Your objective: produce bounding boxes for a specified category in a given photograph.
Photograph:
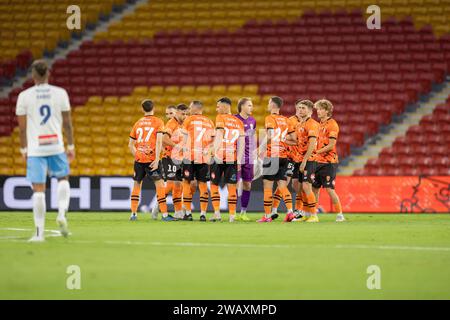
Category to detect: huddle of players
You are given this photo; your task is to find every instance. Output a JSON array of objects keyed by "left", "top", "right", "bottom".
[
  {"left": 128, "top": 96, "right": 344, "bottom": 223},
  {"left": 258, "top": 97, "right": 344, "bottom": 223}
]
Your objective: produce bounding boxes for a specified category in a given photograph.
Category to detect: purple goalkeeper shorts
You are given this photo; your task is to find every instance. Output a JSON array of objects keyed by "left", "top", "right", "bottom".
[{"left": 238, "top": 163, "right": 254, "bottom": 182}]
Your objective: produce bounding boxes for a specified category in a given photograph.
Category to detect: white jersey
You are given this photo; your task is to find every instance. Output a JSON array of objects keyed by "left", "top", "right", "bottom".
[{"left": 15, "top": 83, "right": 71, "bottom": 157}]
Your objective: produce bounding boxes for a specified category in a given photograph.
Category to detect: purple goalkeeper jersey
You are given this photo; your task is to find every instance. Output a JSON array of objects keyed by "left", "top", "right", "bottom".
[{"left": 234, "top": 114, "right": 256, "bottom": 164}]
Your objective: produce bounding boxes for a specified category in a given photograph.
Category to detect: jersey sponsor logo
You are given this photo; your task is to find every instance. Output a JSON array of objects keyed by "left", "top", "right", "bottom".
[{"left": 38, "top": 134, "right": 58, "bottom": 146}]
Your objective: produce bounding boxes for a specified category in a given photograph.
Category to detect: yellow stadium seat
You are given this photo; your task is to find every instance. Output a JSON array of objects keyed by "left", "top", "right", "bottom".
[
  {"left": 165, "top": 86, "right": 180, "bottom": 95},
  {"left": 0, "top": 167, "right": 12, "bottom": 175},
  {"left": 78, "top": 167, "right": 95, "bottom": 176},
  {"left": 112, "top": 126, "right": 131, "bottom": 144},
  {"left": 227, "top": 85, "right": 243, "bottom": 94},
  {"left": 211, "top": 85, "right": 227, "bottom": 94},
  {"left": 149, "top": 86, "right": 164, "bottom": 95},
  {"left": 77, "top": 146, "right": 92, "bottom": 155},
  {"left": 180, "top": 86, "right": 196, "bottom": 95},
  {"left": 93, "top": 147, "right": 109, "bottom": 156},
  {"left": 104, "top": 96, "right": 119, "bottom": 105},
  {"left": 76, "top": 136, "right": 92, "bottom": 146},
  {"left": 14, "top": 167, "right": 26, "bottom": 176},
  {"left": 0, "top": 156, "right": 13, "bottom": 166},
  {"left": 395, "top": 7, "right": 412, "bottom": 16},
  {"left": 109, "top": 147, "right": 124, "bottom": 157}
]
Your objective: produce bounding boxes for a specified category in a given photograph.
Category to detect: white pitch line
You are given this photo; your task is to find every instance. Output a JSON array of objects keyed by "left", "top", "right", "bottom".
[
  {"left": 0, "top": 227, "right": 62, "bottom": 239},
  {"left": 334, "top": 244, "right": 450, "bottom": 252},
  {"left": 1, "top": 229, "right": 450, "bottom": 252},
  {"left": 0, "top": 227, "right": 61, "bottom": 234},
  {"left": 100, "top": 241, "right": 450, "bottom": 252}
]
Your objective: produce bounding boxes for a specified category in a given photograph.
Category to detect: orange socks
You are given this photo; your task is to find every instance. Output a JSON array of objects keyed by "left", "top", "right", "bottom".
[
  {"left": 198, "top": 182, "right": 209, "bottom": 213},
  {"left": 198, "top": 181, "right": 209, "bottom": 213},
  {"left": 263, "top": 188, "right": 273, "bottom": 216},
  {"left": 173, "top": 183, "right": 183, "bottom": 213},
  {"left": 303, "top": 191, "right": 317, "bottom": 215},
  {"left": 227, "top": 184, "right": 237, "bottom": 216},
  {"left": 156, "top": 185, "right": 167, "bottom": 214},
  {"left": 183, "top": 180, "right": 192, "bottom": 213},
  {"left": 272, "top": 188, "right": 283, "bottom": 209},
  {"left": 130, "top": 183, "right": 141, "bottom": 213},
  {"left": 210, "top": 183, "right": 220, "bottom": 213},
  {"left": 279, "top": 186, "right": 293, "bottom": 211}
]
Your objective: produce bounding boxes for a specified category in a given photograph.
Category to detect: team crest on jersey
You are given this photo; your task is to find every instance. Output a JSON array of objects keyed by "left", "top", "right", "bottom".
[
  {"left": 184, "top": 170, "right": 190, "bottom": 177},
  {"left": 326, "top": 176, "right": 330, "bottom": 182},
  {"left": 211, "top": 172, "right": 216, "bottom": 179},
  {"left": 311, "top": 173, "right": 315, "bottom": 181}
]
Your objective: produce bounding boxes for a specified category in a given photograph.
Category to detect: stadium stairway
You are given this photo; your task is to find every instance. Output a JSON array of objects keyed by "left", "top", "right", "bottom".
[{"left": 340, "top": 75, "right": 450, "bottom": 176}]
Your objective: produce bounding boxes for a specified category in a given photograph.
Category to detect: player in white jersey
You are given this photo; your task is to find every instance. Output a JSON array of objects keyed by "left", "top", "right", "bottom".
[{"left": 15, "top": 60, "right": 75, "bottom": 242}]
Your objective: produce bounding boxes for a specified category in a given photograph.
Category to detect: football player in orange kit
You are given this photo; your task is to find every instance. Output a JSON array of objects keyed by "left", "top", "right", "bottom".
[
  {"left": 256, "top": 96, "right": 295, "bottom": 222},
  {"left": 128, "top": 100, "right": 174, "bottom": 221},
  {"left": 313, "top": 99, "right": 345, "bottom": 222},
  {"left": 210, "top": 97, "right": 245, "bottom": 222},
  {"left": 161, "top": 103, "right": 190, "bottom": 219},
  {"left": 271, "top": 101, "right": 306, "bottom": 220},
  {"left": 285, "top": 100, "right": 320, "bottom": 222},
  {"left": 181, "top": 100, "right": 215, "bottom": 221},
  {"left": 151, "top": 104, "right": 177, "bottom": 219}
]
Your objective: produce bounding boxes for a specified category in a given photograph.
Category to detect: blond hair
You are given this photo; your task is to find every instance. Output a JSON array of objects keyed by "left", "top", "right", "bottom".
[{"left": 314, "top": 99, "right": 333, "bottom": 116}]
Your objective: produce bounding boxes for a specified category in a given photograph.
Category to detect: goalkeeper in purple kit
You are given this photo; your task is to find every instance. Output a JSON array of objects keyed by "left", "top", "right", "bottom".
[{"left": 234, "top": 98, "right": 257, "bottom": 221}]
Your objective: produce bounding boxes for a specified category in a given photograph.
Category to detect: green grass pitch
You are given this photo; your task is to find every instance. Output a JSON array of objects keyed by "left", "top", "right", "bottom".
[{"left": 1, "top": 212, "right": 450, "bottom": 299}]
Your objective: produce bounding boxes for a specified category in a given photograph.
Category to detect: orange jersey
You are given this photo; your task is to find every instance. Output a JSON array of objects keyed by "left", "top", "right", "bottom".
[
  {"left": 265, "top": 114, "right": 294, "bottom": 158},
  {"left": 215, "top": 114, "right": 245, "bottom": 162},
  {"left": 296, "top": 117, "right": 319, "bottom": 162},
  {"left": 287, "top": 115, "right": 302, "bottom": 162},
  {"left": 316, "top": 117, "right": 339, "bottom": 163},
  {"left": 129, "top": 115, "right": 165, "bottom": 163},
  {"left": 182, "top": 114, "right": 215, "bottom": 163},
  {"left": 163, "top": 117, "right": 184, "bottom": 161}
]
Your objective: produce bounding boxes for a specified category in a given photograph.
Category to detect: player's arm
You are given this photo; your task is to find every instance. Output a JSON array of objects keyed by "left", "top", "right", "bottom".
[
  {"left": 15, "top": 93, "right": 27, "bottom": 159},
  {"left": 212, "top": 128, "right": 224, "bottom": 162},
  {"left": 162, "top": 132, "right": 176, "bottom": 148},
  {"left": 300, "top": 136, "right": 317, "bottom": 172},
  {"left": 128, "top": 138, "right": 136, "bottom": 157},
  {"left": 257, "top": 128, "right": 272, "bottom": 158},
  {"left": 150, "top": 132, "right": 163, "bottom": 171},
  {"left": 316, "top": 138, "right": 336, "bottom": 154},
  {"left": 17, "top": 115, "right": 27, "bottom": 160},
  {"left": 62, "top": 111, "right": 75, "bottom": 161},
  {"left": 284, "top": 131, "right": 297, "bottom": 145}
]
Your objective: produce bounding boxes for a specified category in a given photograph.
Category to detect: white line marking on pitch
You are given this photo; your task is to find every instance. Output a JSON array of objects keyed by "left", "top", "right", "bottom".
[
  {"left": 99, "top": 241, "right": 450, "bottom": 252},
  {"left": 1, "top": 229, "right": 450, "bottom": 252},
  {"left": 0, "top": 227, "right": 62, "bottom": 239}
]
